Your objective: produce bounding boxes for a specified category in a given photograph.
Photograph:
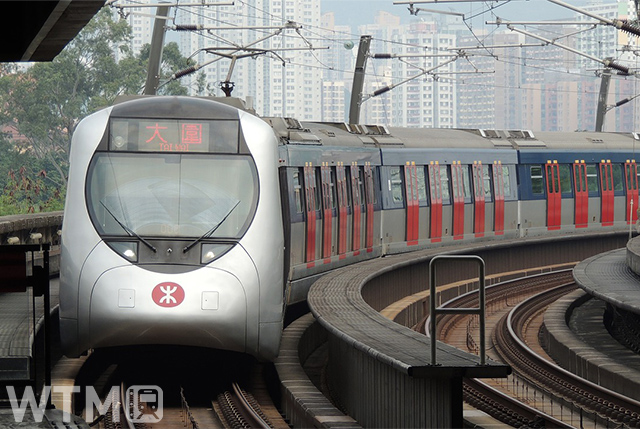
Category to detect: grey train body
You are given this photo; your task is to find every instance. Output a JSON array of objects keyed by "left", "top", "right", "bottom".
[{"left": 60, "top": 96, "right": 640, "bottom": 360}]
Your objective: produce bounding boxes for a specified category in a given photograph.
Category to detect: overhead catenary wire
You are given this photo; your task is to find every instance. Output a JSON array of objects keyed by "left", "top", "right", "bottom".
[
  {"left": 113, "top": 0, "right": 640, "bottom": 112},
  {"left": 548, "top": 0, "right": 640, "bottom": 37},
  {"left": 168, "top": 0, "right": 606, "bottom": 81},
  {"left": 506, "top": 24, "right": 631, "bottom": 75}
]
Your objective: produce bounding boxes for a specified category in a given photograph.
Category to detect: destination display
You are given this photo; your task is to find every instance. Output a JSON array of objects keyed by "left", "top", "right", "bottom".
[{"left": 109, "top": 118, "right": 238, "bottom": 153}]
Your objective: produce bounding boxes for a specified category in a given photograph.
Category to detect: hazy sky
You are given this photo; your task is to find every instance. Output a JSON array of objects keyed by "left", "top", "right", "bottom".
[{"left": 322, "top": 0, "right": 592, "bottom": 28}]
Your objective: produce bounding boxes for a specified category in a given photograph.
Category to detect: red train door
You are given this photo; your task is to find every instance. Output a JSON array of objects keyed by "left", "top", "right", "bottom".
[
  {"left": 404, "top": 162, "right": 419, "bottom": 246},
  {"left": 336, "top": 162, "right": 348, "bottom": 259},
  {"left": 364, "top": 162, "right": 375, "bottom": 252},
  {"left": 320, "top": 163, "right": 333, "bottom": 263},
  {"left": 303, "top": 162, "right": 317, "bottom": 266},
  {"left": 600, "top": 160, "right": 614, "bottom": 227},
  {"left": 350, "top": 163, "right": 362, "bottom": 255},
  {"left": 472, "top": 161, "right": 485, "bottom": 237},
  {"left": 545, "top": 160, "right": 561, "bottom": 230},
  {"left": 492, "top": 161, "right": 504, "bottom": 235},
  {"left": 573, "top": 161, "right": 588, "bottom": 228},
  {"left": 626, "top": 160, "right": 639, "bottom": 225},
  {"left": 451, "top": 161, "right": 465, "bottom": 240},
  {"left": 428, "top": 161, "right": 442, "bottom": 243}
]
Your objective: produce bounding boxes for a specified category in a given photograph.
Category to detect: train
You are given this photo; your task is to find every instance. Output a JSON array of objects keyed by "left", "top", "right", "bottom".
[{"left": 59, "top": 95, "right": 640, "bottom": 361}]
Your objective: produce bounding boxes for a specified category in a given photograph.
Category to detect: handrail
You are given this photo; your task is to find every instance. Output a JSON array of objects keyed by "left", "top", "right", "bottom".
[{"left": 429, "top": 254, "right": 486, "bottom": 366}]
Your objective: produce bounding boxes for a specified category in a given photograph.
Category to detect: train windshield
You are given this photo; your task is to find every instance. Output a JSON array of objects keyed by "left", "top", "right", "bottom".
[{"left": 86, "top": 153, "right": 257, "bottom": 239}]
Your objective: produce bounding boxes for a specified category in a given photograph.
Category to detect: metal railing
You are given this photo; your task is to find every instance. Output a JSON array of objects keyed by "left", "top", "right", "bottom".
[{"left": 429, "top": 254, "right": 486, "bottom": 366}]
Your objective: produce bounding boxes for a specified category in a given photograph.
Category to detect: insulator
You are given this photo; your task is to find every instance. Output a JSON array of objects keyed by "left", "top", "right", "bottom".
[
  {"left": 174, "top": 66, "right": 197, "bottom": 79},
  {"left": 608, "top": 62, "right": 630, "bottom": 74},
  {"left": 616, "top": 98, "right": 631, "bottom": 107},
  {"left": 620, "top": 20, "right": 640, "bottom": 37},
  {"left": 373, "top": 86, "right": 391, "bottom": 96},
  {"left": 174, "top": 24, "right": 202, "bottom": 31},
  {"left": 373, "top": 53, "right": 392, "bottom": 59}
]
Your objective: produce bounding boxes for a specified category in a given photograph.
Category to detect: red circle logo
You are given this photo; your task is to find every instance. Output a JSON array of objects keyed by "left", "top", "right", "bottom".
[{"left": 152, "top": 282, "right": 185, "bottom": 307}]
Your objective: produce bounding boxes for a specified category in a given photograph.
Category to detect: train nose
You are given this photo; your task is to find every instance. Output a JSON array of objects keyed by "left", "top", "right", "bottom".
[{"left": 82, "top": 266, "right": 250, "bottom": 353}]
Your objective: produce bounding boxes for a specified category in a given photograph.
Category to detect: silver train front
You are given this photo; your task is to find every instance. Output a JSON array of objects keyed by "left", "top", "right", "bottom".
[{"left": 59, "top": 97, "right": 285, "bottom": 361}]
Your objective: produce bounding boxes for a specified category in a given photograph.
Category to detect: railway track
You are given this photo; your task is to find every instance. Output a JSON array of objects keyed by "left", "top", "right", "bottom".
[
  {"left": 494, "top": 282, "right": 640, "bottom": 428},
  {"left": 66, "top": 347, "right": 288, "bottom": 429},
  {"left": 94, "top": 379, "right": 281, "bottom": 428},
  {"left": 436, "top": 268, "right": 640, "bottom": 428},
  {"left": 216, "top": 382, "right": 273, "bottom": 428}
]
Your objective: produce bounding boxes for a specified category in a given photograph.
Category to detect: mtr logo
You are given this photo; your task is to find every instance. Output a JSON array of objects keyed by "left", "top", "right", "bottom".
[{"left": 152, "top": 282, "right": 185, "bottom": 307}]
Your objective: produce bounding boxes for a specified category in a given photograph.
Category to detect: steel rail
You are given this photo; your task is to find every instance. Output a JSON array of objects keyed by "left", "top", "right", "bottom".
[{"left": 498, "top": 283, "right": 640, "bottom": 426}]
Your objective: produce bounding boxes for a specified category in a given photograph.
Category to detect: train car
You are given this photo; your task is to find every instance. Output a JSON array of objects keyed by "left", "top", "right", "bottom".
[
  {"left": 517, "top": 131, "right": 640, "bottom": 236},
  {"left": 60, "top": 96, "right": 284, "bottom": 360},
  {"left": 60, "top": 95, "right": 640, "bottom": 360},
  {"left": 275, "top": 125, "right": 640, "bottom": 304}
]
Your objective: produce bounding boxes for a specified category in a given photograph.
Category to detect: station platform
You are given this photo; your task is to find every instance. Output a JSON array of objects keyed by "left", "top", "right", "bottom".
[
  {"left": 565, "top": 236, "right": 640, "bottom": 399},
  {"left": 573, "top": 238, "right": 640, "bottom": 315},
  {"left": 0, "top": 408, "right": 87, "bottom": 429},
  {"left": 0, "top": 279, "right": 58, "bottom": 382}
]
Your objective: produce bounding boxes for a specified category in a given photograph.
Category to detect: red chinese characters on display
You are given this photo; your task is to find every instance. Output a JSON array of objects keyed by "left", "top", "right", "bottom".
[
  {"left": 144, "top": 122, "right": 204, "bottom": 152},
  {"left": 181, "top": 123, "right": 202, "bottom": 145},
  {"left": 145, "top": 123, "right": 168, "bottom": 144}
]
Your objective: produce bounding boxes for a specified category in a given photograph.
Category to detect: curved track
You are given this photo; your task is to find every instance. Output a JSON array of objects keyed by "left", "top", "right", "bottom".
[
  {"left": 59, "top": 347, "right": 287, "bottom": 429},
  {"left": 437, "top": 269, "right": 640, "bottom": 428},
  {"left": 494, "top": 282, "right": 640, "bottom": 428}
]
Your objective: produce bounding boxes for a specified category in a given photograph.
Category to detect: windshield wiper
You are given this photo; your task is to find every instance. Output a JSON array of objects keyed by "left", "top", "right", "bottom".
[
  {"left": 100, "top": 201, "right": 157, "bottom": 253},
  {"left": 183, "top": 200, "right": 241, "bottom": 253}
]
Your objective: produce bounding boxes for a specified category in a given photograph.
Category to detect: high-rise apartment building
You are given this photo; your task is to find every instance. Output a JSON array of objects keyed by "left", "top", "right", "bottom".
[
  {"left": 356, "top": 15, "right": 458, "bottom": 127},
  {"left": 117, "top": 0, "right": 639, "bottom": 131},
  {"left": 173, "top": 0, "right": 323, "bottom": 120},
  {"left": 116, "top": 3, "right": 154, "bottom": 58},
  {"left": 456, "top": 0, "right": 639, "bottom": 132}
]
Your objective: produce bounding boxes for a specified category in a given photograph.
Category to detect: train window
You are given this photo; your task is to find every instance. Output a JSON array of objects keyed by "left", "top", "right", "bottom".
[
  {"left": 389, "top": 167, "right": 404, "bottom": 204},
  {"left": 612, "top": 164, "right": 623, "bottom": 192},
  {"left": 482, "top": 165, "right": 492, "bottom": 201},
  {"left": 293, "top": 170, "right": 303, "bottom": 213},
  {"left": 430, "top": 166, "right": 441, "bottom": 201},
  {"left": 530, "top": 165, "right": 544, "bottom": 195},
  {"left": 559, "top": 165, "right": 572, "bottom": 196},
  {"left": 337, "top": 168, "right": 346, "bottom": 208},
  {"left": 88, "top": 153, "right": 256, "bottom": 239},
  {"left": 358, "top": 168, "right": 366, "bottom": 206},
  {"left": 575, "top": 164, "right": 587, "bottom": 193},
  {"left": 502, "top": 166, "right": 513, "bottom": 199},
  {"left": 330, "top": 169, "right": 337, "bottom": 209},
  {"left": 320, "top": 166, "right": 332, "bottom": 210},
  {"left": 625, "top": 163, "right": 637, "bottom": 191},
  {"left": 462, "top": 166, "right": 472, "bottom": 200},
  {"left": 451, "top": 165, "right": 461, "bottom": 200},
  {"left": 587, "top": 165, "right": 598, "bottom": 193},
  {"left": 345, "top": 169, "right": 353, "bottom": 208},
  {"left": 315, "top": 169, "right": 322, "bottom": 210},
  {"left": 440, "top": 167, "right": 451, "bottom": 204},
  {"left": 371, "top": 167, "right": 379, "bottom": 205},
  {"left": 451, "top": 163, "right": 470, "bottom": 202},
  {"left": 364, "top": 165, "right": 375, "bottom": 206},
  {"left": 417, "top": 167, "right": 428, "bottom": 204},
  {"left": 351, "top": 167, "right": 362, "bottom": 207}
]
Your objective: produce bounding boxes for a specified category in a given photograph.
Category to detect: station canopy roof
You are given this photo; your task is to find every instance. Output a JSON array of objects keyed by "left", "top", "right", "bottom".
[{"left": 5, "top": 1, "right": 104, "bottom": 62}]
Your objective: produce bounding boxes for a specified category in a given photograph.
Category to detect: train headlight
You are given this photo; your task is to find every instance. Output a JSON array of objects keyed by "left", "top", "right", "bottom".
[
  {"left": 201, "top": 243, "right": 233, "bottom": 264},
  {"left": 109, "top": 241, "right": 138, "bottom": 262},
  {"left": 113, "top": 135, "right": 126, "bottom": 149}
]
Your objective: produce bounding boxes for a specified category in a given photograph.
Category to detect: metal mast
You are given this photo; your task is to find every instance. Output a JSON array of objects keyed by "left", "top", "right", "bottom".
[
  {"left": 144, "top": 3, "right": 171, "bottom": 95},
  {"left": 349, "top": 35, "right": 372, "bottom": 125}
]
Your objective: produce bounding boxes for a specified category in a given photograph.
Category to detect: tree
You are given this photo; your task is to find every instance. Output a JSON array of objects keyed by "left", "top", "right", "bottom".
[
  {"left": 0, "top": 8, "right": 132, "bottom": 190},
  {"left": 0, "top": 6, "right": 195, "bottom": 215}
]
